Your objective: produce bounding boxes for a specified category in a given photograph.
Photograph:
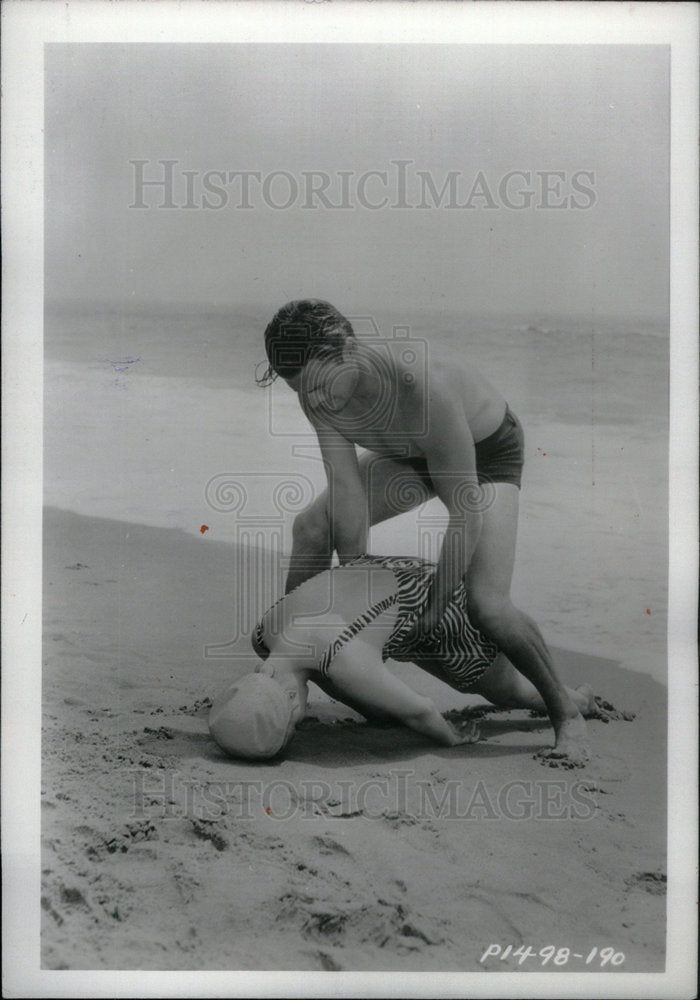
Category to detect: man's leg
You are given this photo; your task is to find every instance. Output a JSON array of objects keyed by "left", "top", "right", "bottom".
[
  {"left": 465, "top": 483, "right": 590, "bottom": 764},
  {"left": 471, "top": 653, "right": 595, "bottom": 716},
  {"left": 285, "top": 454, "right": 434, "bottom": 594}
]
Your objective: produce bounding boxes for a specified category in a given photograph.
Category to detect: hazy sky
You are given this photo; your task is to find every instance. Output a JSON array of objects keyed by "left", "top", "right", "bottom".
[{"left": 45, "top": 44, "right": 669, "bottom": 318}]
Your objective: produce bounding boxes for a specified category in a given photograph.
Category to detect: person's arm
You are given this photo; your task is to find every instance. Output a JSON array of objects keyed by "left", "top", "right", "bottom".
[
  {"left": 407, "top": 390, "right": 484, "bottom": 637},
  {"left": 285, "top": 419, "right": 368, "bottom": 592},
  {"left": 313, "top": 420, "right": 369, "bottom": 562},
  {"left": 310, "top": 673, "right": 396, "bottom": 724},
  {"left": 327, "top": 635, "right": 479, "bottom": 746}
]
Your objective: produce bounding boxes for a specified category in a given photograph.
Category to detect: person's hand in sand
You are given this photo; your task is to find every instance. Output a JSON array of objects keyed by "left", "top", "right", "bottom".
[
  {"left": 257, "top": 300, "right": 590, "bottom": 765},
  {"left": 447, "top": 717, "right": 481, "bottom": 746}
]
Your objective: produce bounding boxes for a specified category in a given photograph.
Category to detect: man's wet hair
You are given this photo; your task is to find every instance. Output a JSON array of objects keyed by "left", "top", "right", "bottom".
[{"left": 257, "top": 299, "right": 355, "bottom": 385}]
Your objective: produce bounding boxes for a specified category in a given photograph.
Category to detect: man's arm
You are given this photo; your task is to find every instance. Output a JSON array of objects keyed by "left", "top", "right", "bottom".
[
  {"left": 286, "top": 418, "right": 368, "bottom": 592},
  {"left": 314, "top": 421, "right": 369, "bottom": 562},
  {"left": 409, "top": 390, "right": 483, "bottom": 635}
]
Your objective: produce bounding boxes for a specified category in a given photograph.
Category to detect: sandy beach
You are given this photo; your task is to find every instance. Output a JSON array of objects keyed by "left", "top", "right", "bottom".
[
  {"left": 36, "top": 300, "right": 671, "bottom": 973},
  {"left": 41, "top": 504, "right": 666, "bottom": 972}
]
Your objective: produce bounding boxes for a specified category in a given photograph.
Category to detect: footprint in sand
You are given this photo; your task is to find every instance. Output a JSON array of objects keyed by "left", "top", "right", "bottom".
[
  {"left": 625, "top": 870, "right": 667, "bottom": 895},
  {"left": 41, "top": 895, "right": 64, "bottom": 926},
  {"left": 307, "top": 949, "right": 343, "bottom": 971},
  {"left": 83, "top": 819, "right": 159, "bottom": 861},
  {"left": 381, "top": 812, "right": 419, "bottom": 829},
  {"left": 59, "top": 886, "right": 89, "bottom": 908},
  {"left": 191, "top": 818, "right": 229, "bottom": 852},
  {"left": 311, "top": 834, "right": 352, "bottom": 857}
]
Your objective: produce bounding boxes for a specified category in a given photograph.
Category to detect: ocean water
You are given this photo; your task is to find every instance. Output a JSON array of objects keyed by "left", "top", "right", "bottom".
[
  {"left": 44, "top": 301, "right": 669, "bottom": 681},
  {"left": 45, "top": 299, "right": 668, "bottom": 396}
]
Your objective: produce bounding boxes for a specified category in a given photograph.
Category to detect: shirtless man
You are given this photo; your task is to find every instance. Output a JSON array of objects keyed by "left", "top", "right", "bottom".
[{"left": 258, "top": 299, "right": 589, "bottom": 765}]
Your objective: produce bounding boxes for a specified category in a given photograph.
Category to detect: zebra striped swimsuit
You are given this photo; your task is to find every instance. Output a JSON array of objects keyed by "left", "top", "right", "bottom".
[{"left": 252, "top": 554, "right": 499, "bottom": 693}]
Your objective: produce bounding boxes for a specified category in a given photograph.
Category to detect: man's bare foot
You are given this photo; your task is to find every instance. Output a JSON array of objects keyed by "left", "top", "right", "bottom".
[
  {"left": 535, "top": 713, "right": 590, "bottom": 769},
  {"left": 574, "top": 684, "right": 597, "bottom": 715},
  {"left": 568, "top": 686, "right": 636, "bottom": 723},
  {"left": 530, "top": 684, "right": 600, "bottom": 719},
  {"left": 586, "top": 693, "right": 636, "bottom": 723}
]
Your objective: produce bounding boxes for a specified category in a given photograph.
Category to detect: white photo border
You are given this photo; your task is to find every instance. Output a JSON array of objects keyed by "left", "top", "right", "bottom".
[{"left": 2, "top": 2, "right": 697, "bottom": 997}]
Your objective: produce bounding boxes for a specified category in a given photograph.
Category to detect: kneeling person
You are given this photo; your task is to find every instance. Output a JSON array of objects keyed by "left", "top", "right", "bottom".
[{"left": 209, "top": 556, "right": 593, "bottom": 761}]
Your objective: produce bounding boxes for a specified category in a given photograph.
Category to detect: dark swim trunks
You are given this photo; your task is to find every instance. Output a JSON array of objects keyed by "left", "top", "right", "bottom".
[
  {"left": 252, "top": 555, "right": 499, "bottom": 693},
  {"left": 404, "top": 404, "right": 525, "bottom": 490},
  {"left": 474, "top": 405, "right": 525, "bottom": 488}
]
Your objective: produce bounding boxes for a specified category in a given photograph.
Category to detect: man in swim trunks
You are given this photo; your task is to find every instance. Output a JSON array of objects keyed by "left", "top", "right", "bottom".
[{"left": 258, "top": 299, "right": 589, "bottom": 765}]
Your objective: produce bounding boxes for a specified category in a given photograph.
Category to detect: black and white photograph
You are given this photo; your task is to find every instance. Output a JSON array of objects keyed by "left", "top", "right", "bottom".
[{"left": 2, "top": 2, "right": 698, "bottom": 997}]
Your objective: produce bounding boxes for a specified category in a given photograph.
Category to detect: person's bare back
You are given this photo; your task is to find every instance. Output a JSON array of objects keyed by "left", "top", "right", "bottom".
[{"left": 293, "top": 336, "right": 507, "bottom": 460}]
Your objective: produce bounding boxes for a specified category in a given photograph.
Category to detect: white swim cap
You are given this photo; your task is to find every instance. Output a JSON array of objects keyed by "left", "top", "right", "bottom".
[{"left": 208, "top": 673, "right": 295, "bottom": 760}]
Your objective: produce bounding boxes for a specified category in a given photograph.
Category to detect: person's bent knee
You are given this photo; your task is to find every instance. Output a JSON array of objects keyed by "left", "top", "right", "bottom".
[
  {"left": 469, "top": 593, "right": 544, "bottom": 651},
  {"left": 467, "top": 590, "right": 511, "bottom": 637}
]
